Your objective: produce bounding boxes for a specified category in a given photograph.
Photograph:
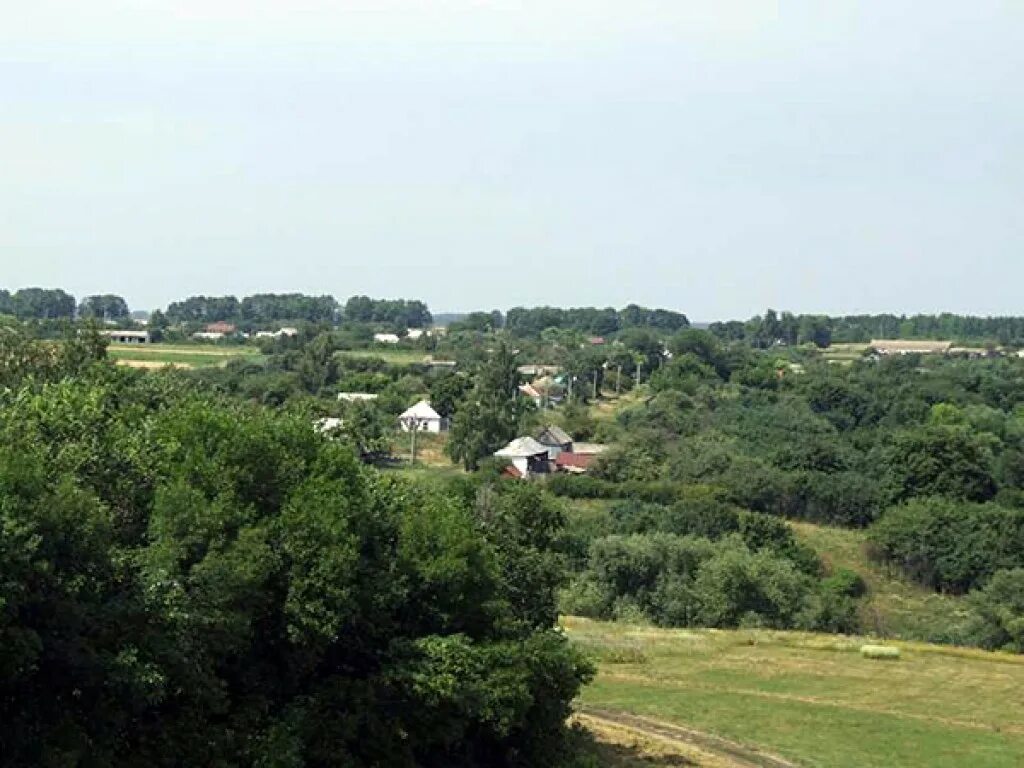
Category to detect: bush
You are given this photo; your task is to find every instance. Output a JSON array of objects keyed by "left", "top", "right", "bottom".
[{"left": 964, "top": 568, "right": 1024, "bottom": 652}]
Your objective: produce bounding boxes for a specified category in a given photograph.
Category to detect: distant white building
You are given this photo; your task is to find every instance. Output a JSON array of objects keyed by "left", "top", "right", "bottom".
[
  {"left": 870, "top": 339, "right": 952, "bottom": 355},
  {"left": 338, "top": 392, "right": 379, "bottom": 403},
  {"left": 374, "top": 333, "right": 401, "bottom": 344},
  {"left": 406, "top": 328, "right": 425, "bottom": 340},
  {"left": 193, "top": 332, "right": 225, "bottom": 341},
  {"left": 101, "top": 330, "right": 150, "bottom": 344},
  {"left": 256, "top": 327, "right": 299, "bottom": 339},
  {"left": 398, "top": 400, "right": 444, "bottom": 433}
]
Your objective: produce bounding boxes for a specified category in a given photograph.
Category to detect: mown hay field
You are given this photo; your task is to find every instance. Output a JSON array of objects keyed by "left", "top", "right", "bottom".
[{"left": 566, "top": 617, "right": 1024, "bottom": 768}]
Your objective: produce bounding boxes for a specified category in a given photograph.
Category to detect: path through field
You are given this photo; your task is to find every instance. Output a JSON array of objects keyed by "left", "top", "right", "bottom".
[{"left": 578, "top": 708, "right": 799, "bottom": 768}]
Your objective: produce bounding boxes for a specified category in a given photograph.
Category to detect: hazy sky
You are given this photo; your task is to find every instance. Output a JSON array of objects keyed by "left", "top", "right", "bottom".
[{"left": 2, "top": 1, "right": 1021, "bottom": 319}]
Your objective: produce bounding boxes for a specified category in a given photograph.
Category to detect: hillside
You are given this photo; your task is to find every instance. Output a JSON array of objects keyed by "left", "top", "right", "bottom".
[
  {"left": 788, "top": 521, "right": 970, "bottom": 642},
  {"left": 566, "top": 617, "right": 1024, "bottom": 768}
]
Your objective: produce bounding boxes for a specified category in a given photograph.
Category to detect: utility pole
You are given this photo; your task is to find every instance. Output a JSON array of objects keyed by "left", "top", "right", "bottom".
[
  {"left": 635, "top": 359, "right": 641, "bottom": 387},
  {"left": 592, "top": 370, "right": 598, "bottom": 400},
  {"left": 401, "top": 416, "right": 423, "bottom": 465},
  {"left": 616, "top": 364, "right": 622, "bottom": 395}
]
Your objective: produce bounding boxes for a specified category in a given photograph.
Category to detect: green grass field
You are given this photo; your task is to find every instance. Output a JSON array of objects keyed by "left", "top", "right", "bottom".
[
  {"left": 566, "top": 617, "right": 1024, "bottom": 768},
  {"left": 107, "top": 343, "right": 264, "bottom": 369},
  {"left": 819, "top": 343, "right": 869, "bottom": 363},
  {"left": 335, "top": 348, "right": 433, "bottom": 365}
]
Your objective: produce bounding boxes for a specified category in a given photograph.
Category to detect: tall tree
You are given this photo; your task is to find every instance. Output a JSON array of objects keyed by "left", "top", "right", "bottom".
[
  {"left": 446, "top": 343, "right": 525, "bottom": 470},
  {"left": 78, "top": 294, "right": 130, "bottom": 321}
]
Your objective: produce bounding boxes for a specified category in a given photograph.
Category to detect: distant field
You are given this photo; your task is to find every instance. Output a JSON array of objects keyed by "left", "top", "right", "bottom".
[
  {"left": 107, "top": 343, "right": 264, "bottom": 369},
  {"left": 820, "top": 343, "right": 869, "bottom": 363},
  {"left": 567, "top": 617, "right": 1024, "bottom": 768},
  {"left": 335, "top": 348, "right": 431, "bottom": 365}
]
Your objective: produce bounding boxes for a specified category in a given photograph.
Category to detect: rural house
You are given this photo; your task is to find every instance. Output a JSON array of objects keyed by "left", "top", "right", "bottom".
[
  {"left": 494, "top": 437, "right": 550, "bottom": 479},
  {"left": 536, "top": 425, "right": 573, "bottom": 459},
  {"left": 398, "top": 400, "right": 444, "bottom": 433}
]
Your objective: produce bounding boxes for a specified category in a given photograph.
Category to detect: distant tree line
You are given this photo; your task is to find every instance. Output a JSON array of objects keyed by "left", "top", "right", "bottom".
[
  {"left": 710, "top": 309, "right": 1024, "bottom": 348},
  {"left": 502, "top": 304, "right": 690, "bottom": 338},
  {"left": 0, "top": 288, "right": 77, "bottom": 320},
  {"left": 161, "top": 294, "right": 433, "bottom": 328}
]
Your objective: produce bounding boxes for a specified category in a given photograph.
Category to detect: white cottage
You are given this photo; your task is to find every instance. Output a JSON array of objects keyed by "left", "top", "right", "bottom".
[{"left": 399, "top": 400, "right": 444, "bottom": 433}]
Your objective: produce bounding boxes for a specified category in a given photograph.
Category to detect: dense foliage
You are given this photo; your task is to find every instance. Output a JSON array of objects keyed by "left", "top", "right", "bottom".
[{"left": 0, "top": 333, "right": 591, "bottom": 767}]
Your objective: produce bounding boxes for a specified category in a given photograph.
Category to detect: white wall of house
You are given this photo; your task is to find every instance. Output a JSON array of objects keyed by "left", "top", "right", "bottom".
[{"left": 400, "top": 417, "right": 443, "bottom": 433}]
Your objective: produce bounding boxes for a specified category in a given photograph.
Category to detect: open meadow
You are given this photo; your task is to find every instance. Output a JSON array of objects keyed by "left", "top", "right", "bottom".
[
  {"left": 566, "top": 617, "right": 1024, "bottom": 768},
  {"left": 107, "top": 343, "right": 264, "bottom": 369}
]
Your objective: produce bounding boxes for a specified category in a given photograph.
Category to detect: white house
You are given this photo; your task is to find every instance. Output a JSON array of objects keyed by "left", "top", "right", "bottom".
[
  {"left": 494, "top": 437, "right": 550, "bottom": 479},
  {"left": 256, "top": 327, "right": 299, "bottom": 339},
  {"left": 406, "top": 328, "right": 425, "bottom": 340},
  {"left": 193, "top": 332, "right": 225, "bottom": 341},
  {"left": 374, "top": 333, "right": 401, "bottom": 344},
  {"left": 399, "top": 400, "right": 444, "bottom": 433}
]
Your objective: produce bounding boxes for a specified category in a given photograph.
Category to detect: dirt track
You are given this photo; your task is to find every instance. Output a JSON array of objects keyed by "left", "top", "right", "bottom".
[{"left": 576, "top": 707, "right": 800, "bottom": 768}]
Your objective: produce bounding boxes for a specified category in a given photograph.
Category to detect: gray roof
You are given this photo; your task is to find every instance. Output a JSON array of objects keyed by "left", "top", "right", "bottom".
[
  {"left": 536, "top": 425, "right": 573, "bottom": 446},
  {"left": 494, "top": 436, "right": 549, "bottom": 459}
]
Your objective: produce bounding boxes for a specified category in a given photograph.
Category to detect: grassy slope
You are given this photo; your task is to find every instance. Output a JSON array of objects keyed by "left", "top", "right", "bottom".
[
  {"left": 789, "top": 522, "right": 969, "bottom": 641},
  {"left": 567, "top": 617, "right": 1024, "bottom": 768}
]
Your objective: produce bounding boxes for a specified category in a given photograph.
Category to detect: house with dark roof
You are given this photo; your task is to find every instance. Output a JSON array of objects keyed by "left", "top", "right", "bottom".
[{"left": 536, "top": 425, "right": 573, "bottom": 459}]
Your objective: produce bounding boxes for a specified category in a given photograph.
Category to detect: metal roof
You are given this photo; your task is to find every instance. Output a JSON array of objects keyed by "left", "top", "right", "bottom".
[{"left": 494, "top": 436, "right": 549, "bottom": 458}]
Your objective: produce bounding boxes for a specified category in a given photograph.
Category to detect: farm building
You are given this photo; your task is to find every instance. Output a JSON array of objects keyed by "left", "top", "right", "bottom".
[
  {"left": 374, "top": 333, "right": 401, "bottom": 344},
  {"left": 406, "top": 328, "right": 425, "bottom": 340},
  {"left": 337, "top": 392, "right": 379, "bottom": 403},
  {"left": 256, "top": 327, "right": 299, "bottom": 339},
  {"left": 205, "top": 322, "right": 237, "bottom": 335},
  {"left": 193, "top": 332, "right": 225, "bottom": 341},
  {"left": 101, "top": 330, "right": 150, "bottom": 344},
  {"left": 536, "top": 425, "right": 573, "bottom": 459},
  {"left": 398, "top": 400, "right": 444, "bottom": 433},
  {"left": 494, "top": 437, "right": 550, "bottom": 479},
  {"left": 517, "top": 364, "right": 561, "bottom": 377},
  {"left": 870, "top": 339, "right": 952, "bottom": 355}
]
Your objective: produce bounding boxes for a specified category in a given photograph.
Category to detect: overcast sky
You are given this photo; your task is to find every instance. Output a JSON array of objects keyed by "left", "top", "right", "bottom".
[{"left": 2, "top": 1, "right": 1021, "bottom": 319}]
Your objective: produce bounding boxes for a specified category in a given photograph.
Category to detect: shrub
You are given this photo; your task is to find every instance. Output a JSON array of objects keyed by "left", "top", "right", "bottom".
[{"left": 964, "top": 568, "right": 1024, "bottom": 652}]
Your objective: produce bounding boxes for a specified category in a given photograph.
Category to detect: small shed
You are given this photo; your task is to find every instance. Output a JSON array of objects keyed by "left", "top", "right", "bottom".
[
  {"left": 399, "top": 400, "right": 444, "bottom": 433},
  {"left": 494, "top": 436, "right": 550, "bottom": 479}
]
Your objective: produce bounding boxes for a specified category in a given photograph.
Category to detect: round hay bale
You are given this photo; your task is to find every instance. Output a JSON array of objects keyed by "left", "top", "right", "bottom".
[{"left": 860, "top": 644, "right": 901, "bottom": 660}]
